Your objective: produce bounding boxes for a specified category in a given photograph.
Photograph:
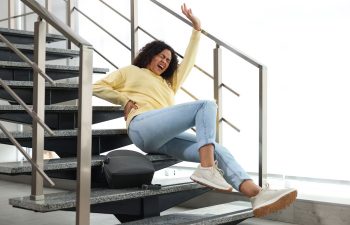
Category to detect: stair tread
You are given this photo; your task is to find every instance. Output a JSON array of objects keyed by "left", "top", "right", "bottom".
[
  {"left": 123, "top": 201, "right": 253, "bottom": 225},
  {"left": 0, "top": 27, "right": 66, "bottom": 44},
  {"left": 0, "top": 153, "right": 176, "bottom": 174},
  {"left": 9, "top": 182, "right": 208, "bottom": 212},
  {"left": 0, "top": 105, "right": 122, "bottom": 112},
  {"left": 0, "top": 128, "right": 127, "bottom": 139},
  {"left": 0, "top": 42, "right": 79, "bottom": 55},
  {"left": 0, "top": 80, "right": 78, "bottom": 88},
  {"left": 0, "top": 60, "right": 108, "bottom": 73}
]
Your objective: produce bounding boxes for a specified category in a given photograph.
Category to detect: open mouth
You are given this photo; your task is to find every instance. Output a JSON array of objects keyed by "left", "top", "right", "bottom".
[{"left": 158, "top": 64, "right": 165, "bottom": 70}]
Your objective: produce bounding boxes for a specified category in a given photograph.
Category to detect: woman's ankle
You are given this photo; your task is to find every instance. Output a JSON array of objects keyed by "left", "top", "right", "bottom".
[{"left": 239, "top": 180, "right": 261, "bottom": 198}]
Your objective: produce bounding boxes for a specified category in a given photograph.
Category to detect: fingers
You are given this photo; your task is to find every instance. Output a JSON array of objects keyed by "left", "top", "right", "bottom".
[
  {"left": 181, "top": 3, "right": 191, "bottom": 18},
  {"left": 124, "top": 100, "right": 138, "bottom": 121}
]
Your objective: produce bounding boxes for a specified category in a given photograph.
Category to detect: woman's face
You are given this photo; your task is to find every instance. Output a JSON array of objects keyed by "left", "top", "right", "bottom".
[{"left": 147, "top": 49, "right": 172, "bottom": 75}]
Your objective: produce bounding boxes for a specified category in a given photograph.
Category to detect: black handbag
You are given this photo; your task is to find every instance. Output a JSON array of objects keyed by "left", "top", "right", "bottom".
[{"left": 103, "top": 150, "right": 155, "bottom": 189}]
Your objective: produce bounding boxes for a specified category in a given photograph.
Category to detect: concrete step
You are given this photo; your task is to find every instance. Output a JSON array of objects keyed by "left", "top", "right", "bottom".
[
  {"left": 0, "top": 105, "right": 123, "bottom": 129},
  {"left": 0, "top": 80, "right": 78, "bottom": 104},
  {"left": 0, "top": 129, "right": 132, "bottom": 157},
  {"left": 123, "top": 201, "right": 253, "bottom": 225},
  {"left": 0, "top": 27, "right": 66, "bottom": 45},
  {"left": 0, "top": 61, "right": 108, "bottom": 81},
  {"left": 0, "top": 154, "right": 179, "bottom": 175},
  {"left": 9, "top": 182, "right": 210, "bottom": 215},
  {"left": 0, "top": 153, "right": 181, "bottom": 187},
  {"left": 0, "top": 42, "right": 79, "bottom": 61}
]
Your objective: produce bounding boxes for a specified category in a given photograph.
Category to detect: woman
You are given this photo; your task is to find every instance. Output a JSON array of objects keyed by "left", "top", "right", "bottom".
[{"left": 93, "top": 4, "right": 297, "bottom": 217}]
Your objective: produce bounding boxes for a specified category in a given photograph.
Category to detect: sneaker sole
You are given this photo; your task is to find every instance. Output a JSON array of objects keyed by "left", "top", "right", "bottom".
[
  {"left": 190, "top": 176, "right": 233, "bottom": 193},
  {"left": 253, "top": 190, "right": 297, "bottom": 217}
]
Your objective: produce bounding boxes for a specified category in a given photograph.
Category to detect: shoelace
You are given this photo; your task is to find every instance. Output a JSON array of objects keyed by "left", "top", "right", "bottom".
[
  {"left": 259, "top": 183, "right": 271, "bottom": 192},
  {"left": 213, "top": 161, "right": 225, "bottom": 177}
]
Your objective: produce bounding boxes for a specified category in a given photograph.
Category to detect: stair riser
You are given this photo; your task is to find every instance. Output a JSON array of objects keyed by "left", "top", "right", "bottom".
[
  {"left": 0, "top": 28, "right": 66, "bottom": 44},
  {"left": 0, "top": 68, "right": 79, "bottom": 81},
  {"left": 0, "top": 88, "right": 78, "bottom": 105},
  {"left": 0, "top": 67, "right": 108, "bottom": 81},
  {"left": 0, "top": 134, "right": 132, "bottom": 157},
  {"left": 0, "top": 35, "right": 65, "bottom": 45},
  {"left": 0, "top": 110, "right": 123, "bottom": 129},
  {"left": 0, "top": 48, "right": 78, "bottom": 61}
]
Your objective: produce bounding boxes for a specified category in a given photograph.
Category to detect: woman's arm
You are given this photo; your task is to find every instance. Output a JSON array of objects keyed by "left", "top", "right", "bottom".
[
  {"left": 171, "top": 4, "right": 202, "bottom": 93},
  {"left": 93, "top": 70, "right": 129, "bottom": 107},
  {"left": 181, "top": 3, "right": 201, "bottom": 31}
]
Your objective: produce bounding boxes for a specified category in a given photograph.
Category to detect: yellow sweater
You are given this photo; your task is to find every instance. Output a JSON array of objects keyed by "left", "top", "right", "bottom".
[{"left": 93, "top": 29, "right": 201, "bottom": 127}]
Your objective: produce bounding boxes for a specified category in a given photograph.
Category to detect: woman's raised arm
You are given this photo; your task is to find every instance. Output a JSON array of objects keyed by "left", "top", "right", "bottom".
[{"left": 181, "top": 3, "right": 201, "bottom": 31}]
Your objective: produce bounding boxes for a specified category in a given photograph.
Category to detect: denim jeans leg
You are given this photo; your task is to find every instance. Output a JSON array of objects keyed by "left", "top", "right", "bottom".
[
  {"left": 155, "top": 132, "right": 250, "bottom": 190},
  {"left": 127, "top": 100, "right": 251, "bottom": 190},
  {"left": 128, "top": 100, "right": 217, "bottom": 152}
]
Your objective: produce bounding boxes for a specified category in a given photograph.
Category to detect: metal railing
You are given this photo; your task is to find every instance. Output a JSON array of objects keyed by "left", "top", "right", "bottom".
[
  {"left": 2, "top": 0, "right": 267, "bottom": 224},
  {"left": 137, "top": 0, "right": 267, "bottom": 187},
  {"left": 2, "top": 0, "right": 93, "bottom": 224},
  {"left": 0, "top": 12, "right": 35, "bottom": 24},
  {"left": 72, "top": 0, "right": 267, "bottom": 186}
]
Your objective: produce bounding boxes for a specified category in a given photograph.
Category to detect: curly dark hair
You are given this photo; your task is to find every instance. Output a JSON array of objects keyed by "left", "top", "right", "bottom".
[{"left": 132, "top": 40, "right": 178, "bottom": 84}]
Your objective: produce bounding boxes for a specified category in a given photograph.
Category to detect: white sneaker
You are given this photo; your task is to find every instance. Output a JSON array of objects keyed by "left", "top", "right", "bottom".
[
  {"left": 190, "top": 161, "right": 233, "bottom": 192},
  {"left": 250, "top": 184, "right": 297, "bottom": 217}
]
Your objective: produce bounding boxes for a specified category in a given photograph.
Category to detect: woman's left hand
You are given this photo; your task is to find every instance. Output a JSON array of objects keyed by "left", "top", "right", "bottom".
[{"left": 181, "top": 3, "right": 201, "bottom": 31}]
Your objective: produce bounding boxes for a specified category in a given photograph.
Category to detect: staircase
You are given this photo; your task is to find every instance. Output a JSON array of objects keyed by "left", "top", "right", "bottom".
[{"left": 0, "top": 14, "right": 253, "bottom": 225}]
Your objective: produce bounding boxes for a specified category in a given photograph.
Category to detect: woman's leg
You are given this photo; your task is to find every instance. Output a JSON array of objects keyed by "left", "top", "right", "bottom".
[
  {"left": 128, "top": 100, "right": 297, "bottom": 217},
  {"left": 128, "top": 100, "right": 217, "bottom": 154},
  {"left": 128, "top": 100, "right": 232, "bottom": 191},
  {"left": 151, "top": 132, "right": 252, "bottom": 191}
]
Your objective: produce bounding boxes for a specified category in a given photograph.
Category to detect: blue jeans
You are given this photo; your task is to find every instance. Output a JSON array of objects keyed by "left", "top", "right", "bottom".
[{"left": 128, "top": 100, "right": 251, "bottom": 190}]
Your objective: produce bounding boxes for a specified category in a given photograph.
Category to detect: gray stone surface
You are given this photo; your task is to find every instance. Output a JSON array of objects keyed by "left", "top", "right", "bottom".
[
  {"left": 0, "top": 60, "right": 109, "bottom": 73},
  {"left": 9, "top": 182, "right": 208, "bottom": 212},
  {"left": 0, "top": 128, "right": 127, "bottom": 139},
  {"left": 0, "top": 104, "right": 122, "bottom": 112},
  {"left": 0, "top": 42, "right": 79, "bottom": 55},
  {"left": 1, "top": 179, "right": 291, "bottom": 225},
  {"left": 0, "top": 153, "right": 175, "bottom": 174},
  {"left": 0, "top": 80, "right": 79, "bottom": 87},
  {"left": 122, "top": 201, "right": 253, "bottom": 225},
  {"left": 0, "top": 27, "right": 65, "bottom": 45},
  {"left": 0, "top": 155, "right": 105, "bottom": 174}
]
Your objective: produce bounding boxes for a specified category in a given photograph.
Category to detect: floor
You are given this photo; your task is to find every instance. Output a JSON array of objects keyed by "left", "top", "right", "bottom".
[{"left": 0, "top": 179, "right": 298, "bottom": 225}]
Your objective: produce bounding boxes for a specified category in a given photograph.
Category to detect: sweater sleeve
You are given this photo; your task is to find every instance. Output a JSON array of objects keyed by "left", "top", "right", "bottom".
[
  {"left": 171, "top": 29, "right": 201, "bottom": 93},
  {"left": 92, "top": 69, "right": 130, "bottom": 107}
]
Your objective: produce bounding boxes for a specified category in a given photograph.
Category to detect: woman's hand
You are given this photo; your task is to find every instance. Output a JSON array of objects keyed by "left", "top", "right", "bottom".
[
  {"left": 124, "top": 100, "right": 138, "bottom": 121},
  {"left": 181, "top": 3, "right": 201, "bottom": 31}
]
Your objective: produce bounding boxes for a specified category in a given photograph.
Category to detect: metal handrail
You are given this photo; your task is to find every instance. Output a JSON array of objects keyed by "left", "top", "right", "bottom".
[
  {"left": 0, "top": 79, "right": 54, "bottom": 136},
  {"left": 21, "top": 0, "right": 91, "bottom": 47},
  {"left": 99, "top": 0, "right": 130, "bottom": 22},
  {"left": 0, "top": 122, "right": 54, "bottom": 186},
  {"left": 20, "top": 1, "right": 93, "bottom": 224},
  {"left": 76, "top": 0, "right": 242, "bottom": 132},
  {"left": 0, "top": 34, "right": 55, "bottom": 85},
  {"left": 72, "top": 7, "right": 130, "bottom": 51},
  {"left": 93, "top": 47, "right": 118, "bottom": 69},
  {"left": 0, "top": 11, "right": 35, "bottom": 23},
  {"left": 149, "top": 0, "right": 264, "bottom": 68},
  {"left": 148, "top": 0, "right": 267, "bottom": 186}
]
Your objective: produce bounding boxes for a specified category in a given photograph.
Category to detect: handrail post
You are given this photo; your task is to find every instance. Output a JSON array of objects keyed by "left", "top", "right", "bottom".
[
  {"left": 31, "top": 18, "right": 46, "bottom": 201},
  {"left": 214, "top": 44, "right": 223, "bottom": 144},
  {"left": 67, "top": 0, "right": 75, "bottom": 50},
  {"left": 259, "top": 66, "right": 267, "bottom": 187},
  {"left": 8, "top": 0, "right": 15, "bottom": 28},
  {"left": 45, "top": 0, "right": 52, "bottom": 33},
  {"left": 130, "top": 0, "right": 138, "bottom": 61},
  {"left": 76, "top": 45, "right": 93, "bottom": 225}
]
